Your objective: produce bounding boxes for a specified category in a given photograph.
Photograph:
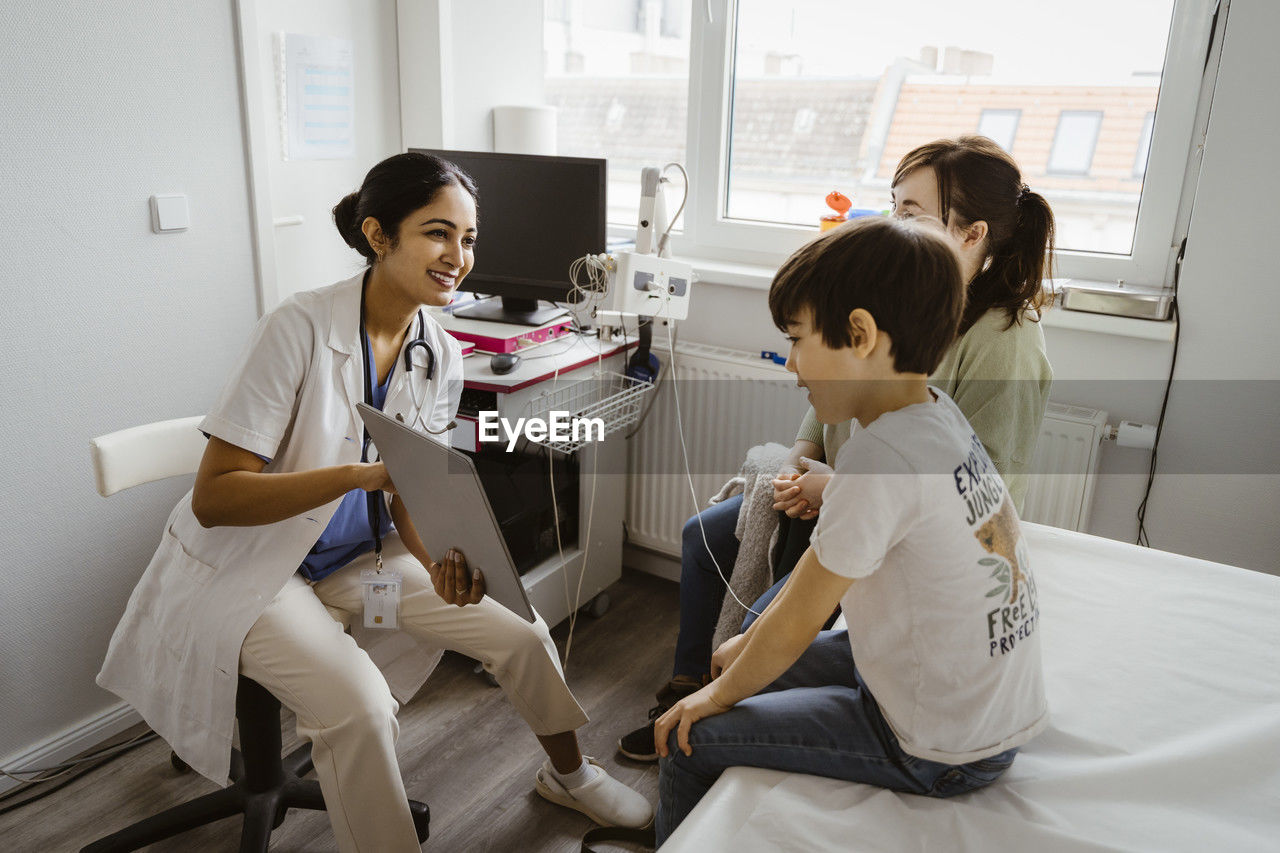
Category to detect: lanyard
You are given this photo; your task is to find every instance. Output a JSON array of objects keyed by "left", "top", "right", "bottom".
[
  {"left": 359, "top": 277, "right": 393, "bottom": 571},
  {"left": 359, "top": 275, "right": 432, "bottom": 570}
]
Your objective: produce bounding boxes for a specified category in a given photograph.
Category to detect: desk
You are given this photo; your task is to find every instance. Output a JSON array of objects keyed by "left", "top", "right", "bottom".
[{"left": 455, "top": 332, "right": 638, "bottom": 629}]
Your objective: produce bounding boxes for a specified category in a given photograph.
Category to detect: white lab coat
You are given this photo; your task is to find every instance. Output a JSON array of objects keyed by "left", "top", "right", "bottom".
[{"left": 96, "top": 272, "right": 464, "bottom": 785}]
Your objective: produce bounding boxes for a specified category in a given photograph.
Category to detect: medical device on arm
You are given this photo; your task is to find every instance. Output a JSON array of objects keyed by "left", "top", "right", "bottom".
[
  {"left": 550, "top": 165, "right": 703, "bottom": 668},
  {"left": 600, "top": 164, "right": 695, "bottom": 321},
  {"left": 602, "top": 166, "right": 761, "bottom": 616},
  {"left": 634, "top": 167, "right": 665, "bottom": 255}
]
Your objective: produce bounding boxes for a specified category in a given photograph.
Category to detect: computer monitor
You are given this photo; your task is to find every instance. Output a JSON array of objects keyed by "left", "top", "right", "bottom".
[{"left": 410, "top": 148, "right": 607, "bottom": 326}]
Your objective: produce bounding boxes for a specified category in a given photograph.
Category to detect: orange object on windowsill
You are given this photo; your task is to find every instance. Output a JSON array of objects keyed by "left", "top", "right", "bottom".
[{"left": 820, "top": 190, "right": 852, "bottom": 231}]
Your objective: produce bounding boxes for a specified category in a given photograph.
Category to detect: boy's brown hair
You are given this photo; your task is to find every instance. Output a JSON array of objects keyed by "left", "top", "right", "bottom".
[{"left": 768, "top": 216, "right": 966, "bottom": 375}]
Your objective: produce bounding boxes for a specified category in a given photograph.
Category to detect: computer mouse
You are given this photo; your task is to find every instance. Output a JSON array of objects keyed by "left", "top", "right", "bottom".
[{"left": 490, "top": 352, "right": 521, "bottom": 375}]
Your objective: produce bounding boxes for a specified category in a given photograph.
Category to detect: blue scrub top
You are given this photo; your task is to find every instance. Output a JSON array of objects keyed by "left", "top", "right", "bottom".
[{"left": 297, "top": 334, "right": 395, "bottom": 582}]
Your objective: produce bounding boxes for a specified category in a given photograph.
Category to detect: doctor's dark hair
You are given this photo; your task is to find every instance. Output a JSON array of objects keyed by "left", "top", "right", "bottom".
[
  {"left": 768, "top": 216, "right": 966, "bottom": 375},
  {"left": 893, "top": 135, "right": 1055, "bottom": 335},
  {"left": 333, "top": 152, "right": 479, "bottom": 264}
]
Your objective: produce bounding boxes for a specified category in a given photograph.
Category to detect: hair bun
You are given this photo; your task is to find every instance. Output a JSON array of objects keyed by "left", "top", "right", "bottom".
[{"left": 331, "top": 191, "right": 366, "bottom": 251}]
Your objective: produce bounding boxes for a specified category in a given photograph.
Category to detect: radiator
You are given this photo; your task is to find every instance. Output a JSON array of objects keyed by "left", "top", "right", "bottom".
[
  {"left": 626, "top": 342, "right": 1105, "bottom": 558},
  {"left": 1023, "top": 402, "right": 1108, "bottom": 531}
]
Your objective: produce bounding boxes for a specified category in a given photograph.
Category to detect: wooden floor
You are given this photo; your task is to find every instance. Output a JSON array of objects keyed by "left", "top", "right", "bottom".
[{"left": 1, "top": 569, "right": 679, "bottom": 853}]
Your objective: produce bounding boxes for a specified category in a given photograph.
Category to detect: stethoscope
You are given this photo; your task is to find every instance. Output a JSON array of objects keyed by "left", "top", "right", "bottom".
[
  {"left": 358, "top": 279, "right": 457, "bottom": 439},
  {"left": 359, "top": 277, "right": 457, "bottom": 567}
]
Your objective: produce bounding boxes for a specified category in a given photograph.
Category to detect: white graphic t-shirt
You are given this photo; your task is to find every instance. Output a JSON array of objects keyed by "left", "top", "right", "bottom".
[{"left": 812, "top": 389, "right": 1048, "bottom": 764}]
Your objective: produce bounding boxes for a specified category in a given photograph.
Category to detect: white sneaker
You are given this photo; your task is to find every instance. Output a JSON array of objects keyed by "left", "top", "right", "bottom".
[{"left": 534, "top": 757, "right": 654, "bottom": 828}]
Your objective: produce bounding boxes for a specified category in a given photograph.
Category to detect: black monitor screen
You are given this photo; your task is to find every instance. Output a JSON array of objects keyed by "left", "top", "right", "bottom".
[{"left": 411, "top": 148, "right": 606, "bottom": 307}]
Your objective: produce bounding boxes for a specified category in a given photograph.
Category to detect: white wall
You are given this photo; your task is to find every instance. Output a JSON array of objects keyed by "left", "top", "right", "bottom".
[
  {"left": 0, "top": 0, "right": 534, "bottom": 779},
  {"left": 448, "top": 2, "right": 546, "bottom": 151},
  {"left": 0, "top": 1, "right": 260, "bottom": 771},
  {"left": 1129, "top": 0, "right": 1280, "bottom": 572},
  {"left": 399, "top": 0, "right": 547, "bottom": 152},
  {"left": 0, "top": 0, "right": 410, "bottom": 786},
  {"left": 247, "top": 0, "right": 403, "bottom": 305}
]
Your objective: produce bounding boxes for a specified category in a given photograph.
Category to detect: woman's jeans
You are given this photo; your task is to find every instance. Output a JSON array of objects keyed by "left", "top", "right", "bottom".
[
  {"left": 656, "top": 630, "right": 1019, "bottom": 844},
  {"left": 673, "top": 495, "right": 824, "bottom": 677},
  {"left": 673, "top": 495, "right": 744, "bottom": 679}
]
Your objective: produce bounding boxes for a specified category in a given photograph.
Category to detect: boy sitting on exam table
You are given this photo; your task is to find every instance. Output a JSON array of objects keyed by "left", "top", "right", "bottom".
[{"left": 652, "top": 215, "right": 1048, "bottom": 844}]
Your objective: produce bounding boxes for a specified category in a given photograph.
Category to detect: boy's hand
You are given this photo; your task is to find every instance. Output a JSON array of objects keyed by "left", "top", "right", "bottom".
[
  {"left": 711, "top": 633, "right": 748, "bottom": 679},
  {"left": 655, "top": 685, "right": 734, "bottom": 758},
  {"left": 771, "top": 456, "right": 833, "bottom": 520}
]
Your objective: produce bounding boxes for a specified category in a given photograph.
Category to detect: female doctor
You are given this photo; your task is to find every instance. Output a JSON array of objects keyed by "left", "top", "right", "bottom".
[{"left": 97, "top": 152, "right": 652, "bottom": 852}]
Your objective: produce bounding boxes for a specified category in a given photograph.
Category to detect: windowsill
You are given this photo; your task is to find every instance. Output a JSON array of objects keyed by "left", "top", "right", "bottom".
[{"left": 689, "top": 257, "right": 1177, "bottom": 344}]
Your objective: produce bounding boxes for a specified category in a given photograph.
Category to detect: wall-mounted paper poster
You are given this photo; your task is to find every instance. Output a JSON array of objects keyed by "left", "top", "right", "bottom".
[{"left": 278, "top": 33, "right": 354, "bottom": 160}]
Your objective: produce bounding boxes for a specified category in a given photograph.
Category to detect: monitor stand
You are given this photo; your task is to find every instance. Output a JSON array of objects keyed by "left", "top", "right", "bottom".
[{"left": 452, "top": 295, "right": 569, "bottom": 327}]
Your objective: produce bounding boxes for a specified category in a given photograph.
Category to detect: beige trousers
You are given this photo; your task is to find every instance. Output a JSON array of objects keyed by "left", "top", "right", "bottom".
[{"left": 239, "top": 536, "right": 589, "bottom": 853}]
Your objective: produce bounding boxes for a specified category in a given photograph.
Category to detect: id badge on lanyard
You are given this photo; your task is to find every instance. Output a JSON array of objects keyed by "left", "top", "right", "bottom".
[
  {"left": 361, "top": 565, "right": 402, "bottom": 629},
  {"left": 359, "top": 274, "right": 402, "bottom": 630}
]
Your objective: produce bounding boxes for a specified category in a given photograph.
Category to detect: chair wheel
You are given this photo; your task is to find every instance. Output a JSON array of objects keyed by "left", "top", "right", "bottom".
[
  {"left": 170, "top": 751, "right": 190, "bottom": 773},
  {"left": 410, "top": 800, "right": 430, "bottom": 843},
  {"left": 584, "top": 592, "right": 610, "bottom": 618}
]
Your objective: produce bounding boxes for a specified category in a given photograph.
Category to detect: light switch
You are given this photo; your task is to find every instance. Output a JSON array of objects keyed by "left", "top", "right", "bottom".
[{"left": 150, "top": 194, "right": 190, "bottom": 232}]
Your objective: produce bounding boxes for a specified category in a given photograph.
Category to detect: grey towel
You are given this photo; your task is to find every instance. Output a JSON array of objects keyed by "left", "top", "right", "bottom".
[{"left": 711, "top": 442, "right": 791, "bottom": 651}]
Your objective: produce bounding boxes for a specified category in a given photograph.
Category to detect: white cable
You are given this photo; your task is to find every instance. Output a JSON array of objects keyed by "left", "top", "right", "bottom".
[
  {"left": 566, "top": 253, "right": 612, "bottom": 319},
  {"left": 656, "top": 162, "right": 689, "bottom": 258},
  {"left": 562, "top": 343, "right": 606, "bottom": 667},
  {"left": 545, "top": 334, "right": 610, "bottom": 670},
  {"left": 665, "top": 321, "right": 762, "bottom": 617},
  {"left": 548, "top": 361, "right": 569, "bottom": 663}
]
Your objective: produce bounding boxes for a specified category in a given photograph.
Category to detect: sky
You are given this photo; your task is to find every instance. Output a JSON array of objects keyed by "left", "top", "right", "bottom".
[{"left": 734, "top": 0, "right": 1178, "bottom": 82}]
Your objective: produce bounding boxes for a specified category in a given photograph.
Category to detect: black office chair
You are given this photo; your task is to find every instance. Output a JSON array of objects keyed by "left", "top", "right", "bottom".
[{"left": 83, "top": 418, "right": 429, "bottom": 852}]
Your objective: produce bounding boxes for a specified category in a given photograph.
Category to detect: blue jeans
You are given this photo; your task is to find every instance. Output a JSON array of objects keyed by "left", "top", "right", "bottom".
[
  {"left": 739, "top": 572, "right": 786, "bottom": 632},
  {"left": 742, "top": 566, "right": 843, "bottom": 637},
  {"left": 656, "top": 630, "right": 1019, "bottom": 844},
  {"left": 672, "top": 495, "right": 743, "bottom": 678},
  {"left": 674, "top": 498, "right": 829, "bottom": 676}
]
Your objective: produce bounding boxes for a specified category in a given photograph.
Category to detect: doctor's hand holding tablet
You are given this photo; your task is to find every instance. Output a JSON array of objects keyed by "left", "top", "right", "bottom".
[{"left": 426, "top": 547, "right": 486, "bottom": 607}]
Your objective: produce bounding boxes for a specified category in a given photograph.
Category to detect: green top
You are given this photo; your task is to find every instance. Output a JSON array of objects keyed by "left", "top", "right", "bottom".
[{"left": 794, "top": 308, "right": 1052, "bottom": 511}]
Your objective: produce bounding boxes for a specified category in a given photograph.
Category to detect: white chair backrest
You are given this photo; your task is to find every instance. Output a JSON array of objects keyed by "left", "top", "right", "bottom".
[{"left": 90, "top": 416, "right": 207, "bottom": 497}]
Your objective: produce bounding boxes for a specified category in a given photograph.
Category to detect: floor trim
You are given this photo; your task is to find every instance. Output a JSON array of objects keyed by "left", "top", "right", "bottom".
[{"left": 1, "top": 703, "right": 143, "bottom": 796}]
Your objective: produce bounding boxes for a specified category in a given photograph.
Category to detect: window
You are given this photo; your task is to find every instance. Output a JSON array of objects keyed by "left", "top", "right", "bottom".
[
  {"left": 547, "top": 0, "right": 1221, "bottom": 286},
  {"left": 1047, "top": 111, "right": 1104, "bottom": 176},
  {"left": 977, "top": 109, "right": 1021, "bottom": 153},
  {"left": 543, "top": 0, "right": 692, "bottom": 230}
]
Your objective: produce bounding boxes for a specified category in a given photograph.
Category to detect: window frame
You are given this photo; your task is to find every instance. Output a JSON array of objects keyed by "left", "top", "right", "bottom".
[
  {"left": 651, "top": 0, "right": 1221, "bottom": 288},
  {"left": 1134, "top": 110, "right": 1157, "bottom": 179}
]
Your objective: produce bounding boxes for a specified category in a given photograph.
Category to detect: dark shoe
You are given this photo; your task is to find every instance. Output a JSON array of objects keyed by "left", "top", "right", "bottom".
[
  {"left": 617, "top": 708, "right": 662, "bottom": 761},
  {"left": 617, "top": 676, "right": 706, "bottom": 762}
]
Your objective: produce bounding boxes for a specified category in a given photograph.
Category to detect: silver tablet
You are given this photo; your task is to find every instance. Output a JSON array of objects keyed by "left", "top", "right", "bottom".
[{"left": 357, "top": 402, "right": 535, "bottom": 623}]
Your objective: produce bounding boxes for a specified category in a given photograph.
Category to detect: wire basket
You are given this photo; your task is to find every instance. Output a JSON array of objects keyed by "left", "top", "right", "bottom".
[{"left": 526, "top": 371, "right": 654, "bottom": 454}]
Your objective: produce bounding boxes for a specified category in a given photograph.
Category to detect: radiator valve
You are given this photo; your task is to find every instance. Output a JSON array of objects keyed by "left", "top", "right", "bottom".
[{"left": 1104, "top": 420, "right": 1157, "bottom": 450}]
